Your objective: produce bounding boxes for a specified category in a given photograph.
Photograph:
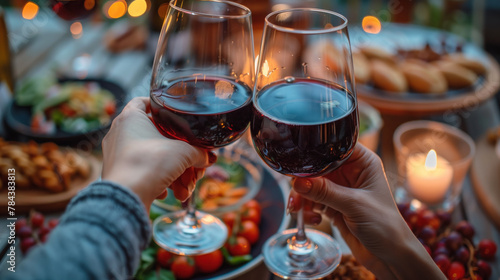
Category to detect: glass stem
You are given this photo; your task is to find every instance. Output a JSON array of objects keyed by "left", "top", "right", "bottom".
[
  {"left": 288, "top": 196, "right": 314, "bottom": 264},
  {"left": 180, "top": 187, "right": 202, "bottom": 236}
]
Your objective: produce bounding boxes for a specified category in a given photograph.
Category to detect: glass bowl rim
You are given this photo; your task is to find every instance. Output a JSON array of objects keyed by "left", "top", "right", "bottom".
[
  {"left": 393, "top": 120, "right": 476, "bottom": 166},
  {"left": 169, "top": 0, "right": 252, "bottom": 19},
  {"left": 265, "top": 7, "right": 348, "bottom": 35}
]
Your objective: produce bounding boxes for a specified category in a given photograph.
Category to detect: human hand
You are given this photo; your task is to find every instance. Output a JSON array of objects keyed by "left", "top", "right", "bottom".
[
  {"left": 289, "top": 144, "right": 445, "bottom": 280},
  {"left": 101, "top": 97, "right": 215, "bottom": 210}
]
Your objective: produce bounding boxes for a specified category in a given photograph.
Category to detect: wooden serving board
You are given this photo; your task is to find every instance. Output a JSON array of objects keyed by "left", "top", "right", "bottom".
[
  {"left": 0, "top": 155, "right": 102, "bottom": 214},
  {"left": 470, "top": 134, "right": 500, "bottom": 229}
]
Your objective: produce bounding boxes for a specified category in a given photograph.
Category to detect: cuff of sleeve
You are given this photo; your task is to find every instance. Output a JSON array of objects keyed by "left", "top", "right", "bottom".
[{"left": 62, "top": 180, "right": 152, "bottom": 250}]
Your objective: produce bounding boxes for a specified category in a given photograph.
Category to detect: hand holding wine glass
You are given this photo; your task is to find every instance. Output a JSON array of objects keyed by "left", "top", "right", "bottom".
[
  {"left": 251, "top": 8, "right": 358, "bottom": 279},
  {"left": 149, "top": 0, "right": 255, "bottom": 255},
  {"left": 288, "top": 144, "right": 446, "bottom": 280}
]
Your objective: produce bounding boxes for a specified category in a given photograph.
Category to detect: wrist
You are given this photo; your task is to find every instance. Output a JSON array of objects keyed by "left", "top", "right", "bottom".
[
  {"left": 102, "top": 168, "right": 155, "bottom": 210},
  {"left": 384, "top": 227, "right": 445, "bottom": 280}
]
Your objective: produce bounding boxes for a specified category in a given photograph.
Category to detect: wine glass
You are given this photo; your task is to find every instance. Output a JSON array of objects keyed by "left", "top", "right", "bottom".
[
  {"left": 149, "top": 0, "right": 255, "bottom": 255},
  {"left": 251, "top": 8, "right": 358, "bottom": 279}
]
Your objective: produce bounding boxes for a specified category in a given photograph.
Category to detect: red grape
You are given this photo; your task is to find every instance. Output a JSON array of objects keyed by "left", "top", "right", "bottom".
[
  {"left": 38, "top": 226, "right": 51, "bottom": 237},
  {"left": 455, "top": 221, "right": 475, "bottom": 240},
  {"left": 18, "top": 226, "right": 33, "bottom": 239},
  {"left": 447, "top": 261, "right": 465, "bottom": 280},
  {"left": 21, "top": 237, "right": 36, "bottom": 254},
  {"left": 433, "top": 254, "right": 450, "bottom": 274},
  {"left": 397, "top": 202, "right": 410, "bottom": 214},
  {"left": 476, "top": 260, "right": 492, "bottom": 279},
  {"left": 435, "top": 210, "right": 452, "bottom": 227},
  {"left": 30, "top": 212, "right": 44, "bottom": 229},
  {"left": 418, "top": 210, "right": 437, "bottom": 229},
  {"left": 48, "top": 219, "right": 59, "bottom": 229},
  {"left": 433, "top": 246, "right": 450, "bottom": 258},
  {"left": 40, "top": 234, "right": 49, "bottom": 243},
  {"left": 445, "top": 231, "right": 463, "bottom": 252},
  {"left": 455, "top": 246, "right": 470, "bottom": 264},
  {"left": 418, "top": 226, "right": 436, "bottom": 245},
  {"left": 423, "top": 245, "right": 432, "bottom": 255},
  {"left": 15, "top": 218, "right": 27, "bottom": 233},
  {"left": 477, "top": 239, "right": 497, "bottom": 260},
  {"left": 403, "top": 209, "right": 419, "bottom": 230}
]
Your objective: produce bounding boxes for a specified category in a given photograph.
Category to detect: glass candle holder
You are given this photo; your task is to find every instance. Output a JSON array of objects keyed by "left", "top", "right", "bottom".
[{"left": 393, "top": 121, "right": 475, "bottom": 212}]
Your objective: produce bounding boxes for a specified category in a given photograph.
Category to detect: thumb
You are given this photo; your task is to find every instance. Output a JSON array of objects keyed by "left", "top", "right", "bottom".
[{"left": 292, "top": 177, "right": 359, "bottom": 213}]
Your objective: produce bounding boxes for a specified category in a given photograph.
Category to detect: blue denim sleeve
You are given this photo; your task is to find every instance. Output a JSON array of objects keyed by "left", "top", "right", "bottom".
[{"left": 2, "top": 180, "right": 152, "bottom": 280}]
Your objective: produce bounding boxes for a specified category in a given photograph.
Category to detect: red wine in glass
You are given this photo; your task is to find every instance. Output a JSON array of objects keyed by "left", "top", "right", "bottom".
[
  {"left": 151, "top": 76, "right": 253, "bottom": 149},
  {"left": 251, "top": 78, "right": 358, "bottom": 177},
  {"left": 50, "top": 0, "right": 96, "bottom": 21}
]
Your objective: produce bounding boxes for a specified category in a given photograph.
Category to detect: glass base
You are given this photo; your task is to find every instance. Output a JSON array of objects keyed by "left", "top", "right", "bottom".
[
  {"left": 153, "top": 210, "right": 228, "bottom": 255},
  {"left": 263, "top": 228, "right": 341, "bottom": 280}
]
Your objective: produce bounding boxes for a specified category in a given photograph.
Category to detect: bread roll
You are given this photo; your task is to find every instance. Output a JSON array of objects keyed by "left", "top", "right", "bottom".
[
  {"left": 442, "top": 53, "right": 486, "bottom": 75},
  {"left": 370, "top": 59, "right": 408, "bottom": 93},
  {"left": 400, "top": 60, "right": 447, "bottom": 94},
  {"left": 352, "top": 52, "right": 371, "bottom": 84},
  {"left": 360, "top": 46, "right": 395, "bottom": 64},
  {"left": 433, "top": 60, "right": 477, "bottom": 88}
]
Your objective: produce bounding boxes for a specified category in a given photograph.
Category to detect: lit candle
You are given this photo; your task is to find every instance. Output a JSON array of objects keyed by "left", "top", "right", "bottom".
[{"left": 406, "top": 149, "right": 453, "bottom": 204}]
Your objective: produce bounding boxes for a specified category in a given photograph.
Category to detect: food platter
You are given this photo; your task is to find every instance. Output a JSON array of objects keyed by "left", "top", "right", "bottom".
[
  {"left": 3, "top": 77, "right": 126, "bottom": 146},
  {"left": 350, "top": 24, "right": 500, "bottom": 115},
  {"left": 0, "top": 150, "right": 101, "bottom": 213}
]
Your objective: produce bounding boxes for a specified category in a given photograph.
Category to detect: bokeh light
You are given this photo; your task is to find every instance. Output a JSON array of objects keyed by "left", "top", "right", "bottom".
[
  {"left": 362, "top": 16, "right": 382, "bottom": 34},
  {"left": 128, "top": 0, "right": 147, "bottom": 17},
  {"left": 104, "top": 0, "right": 127, "bottom": 19},
  {"left": 70, "top": 21, "right": 83, "bottom": 39},
  {"left": 22, "top": 2, "right": 39, "bottom": 20}
]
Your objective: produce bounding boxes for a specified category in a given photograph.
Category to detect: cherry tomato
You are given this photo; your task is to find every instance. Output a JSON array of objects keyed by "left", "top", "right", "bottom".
[
  {"left": 227, "top": 236, "right": 251, "bottom": 256},
  {"left": 241, "top": 208, "right": 260, "bottom": 225},
  {"left": 59, "top": 104, "right": 76, "bottom": 117},
  {"left": 156, "top": 248, "right": 173, "bottom": 268},
  {"left": 243, "top": 200, "right": 261, "bottom": 215},
  {"left": 237, "top": 220, "right": 259, "bottom": 245},
  {"left": 194, "top": 250, "right": 224, "bottom": 274},
  {"left": 105, "top": 101, "right": 116, "bottom": 116},
  {"left": 222, "top": 212, "right": 237, "bottom": 230},
  {"left": 171, "top": 256, "right": 195, "bottom": 279}
]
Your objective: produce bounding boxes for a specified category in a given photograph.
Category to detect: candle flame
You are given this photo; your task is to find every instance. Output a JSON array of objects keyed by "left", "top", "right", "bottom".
[
  {"left": 425, "top": 149, "right": 437, "bottom": 171},
  {"left": 362, "top": 16, "right": 381, "bottom": 34}
]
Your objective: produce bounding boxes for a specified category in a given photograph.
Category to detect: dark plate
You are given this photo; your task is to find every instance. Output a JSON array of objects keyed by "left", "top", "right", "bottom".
[{"left": 3, "top": 78, "right": 126, "bottom": 146}]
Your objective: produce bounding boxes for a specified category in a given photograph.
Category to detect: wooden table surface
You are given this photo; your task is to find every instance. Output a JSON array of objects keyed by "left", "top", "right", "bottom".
[{"left": 1, "top": 9, "right": 499, "bottom": 280}]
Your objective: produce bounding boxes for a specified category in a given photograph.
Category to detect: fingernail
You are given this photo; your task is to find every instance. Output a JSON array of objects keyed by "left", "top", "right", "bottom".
[
  {"left": 208, "top": 151, "right": 217, "bottom": 164},
  {"left": 294, "top": 179, "right": 313, "bottom": 194},
  {"left": 311, "top": 215, "right": 321, "bottom": 226},
  {"left": 286, "top": 196, "right": 295, "bottom": 215}
]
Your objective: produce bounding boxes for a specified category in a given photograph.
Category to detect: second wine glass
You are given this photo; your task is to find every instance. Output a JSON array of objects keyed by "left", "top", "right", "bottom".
[
  {"left": 251, "top": 8, "right": 359, "bottom": 279},
  {"left": 149, "top": 0, "right": 255, "bottom": 255}
]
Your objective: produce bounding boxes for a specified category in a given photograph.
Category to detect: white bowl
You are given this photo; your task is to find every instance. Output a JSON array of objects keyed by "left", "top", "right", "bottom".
[{"left": 358, "top": 100, "right": 383, "bottom": 152}]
